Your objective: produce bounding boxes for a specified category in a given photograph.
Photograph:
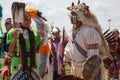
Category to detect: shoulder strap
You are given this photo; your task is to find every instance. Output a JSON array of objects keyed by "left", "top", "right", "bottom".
[{"left": 74, "top": 40, "right": 87, "bottom": 58}]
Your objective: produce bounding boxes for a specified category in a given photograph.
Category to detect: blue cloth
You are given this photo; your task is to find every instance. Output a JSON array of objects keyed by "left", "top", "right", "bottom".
[
  {"left": 0, "top": 4, "right": 3, "bottom": 20},
  {"left": 5, "top": 44, "right": 10, "bottom": 52},
  {"left": 11, "top": 67, "right": 40, "bottom": 80},
  {"left": 39, "top": 54, "right": 47, "bottom": 78},
  {"left": 74, "top": 40, "right": 87, "bottom": 58}
]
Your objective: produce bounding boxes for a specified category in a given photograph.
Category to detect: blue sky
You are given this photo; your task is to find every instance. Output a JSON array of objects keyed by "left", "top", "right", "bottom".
[{"left": 0, "top": 0, "right": 120, "bottom": 33}]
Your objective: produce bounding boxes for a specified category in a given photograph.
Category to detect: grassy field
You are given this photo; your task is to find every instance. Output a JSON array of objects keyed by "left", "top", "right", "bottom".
[{"left": 65, "top": 64, "right": 71, "bottom": 75}]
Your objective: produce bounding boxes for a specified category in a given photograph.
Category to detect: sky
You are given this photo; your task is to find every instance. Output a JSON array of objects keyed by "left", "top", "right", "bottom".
[{"left": 0, "top": 0, "right": 120, "bottom": 34}]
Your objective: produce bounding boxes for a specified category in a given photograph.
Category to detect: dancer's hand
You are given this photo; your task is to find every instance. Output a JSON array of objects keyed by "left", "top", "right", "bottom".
[{"left": 13, "top": 28, "right": 21, "bottom": 39}]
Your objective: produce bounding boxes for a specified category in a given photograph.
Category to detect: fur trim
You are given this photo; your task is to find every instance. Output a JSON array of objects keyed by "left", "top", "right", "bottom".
[{"left": 82, "top": 55, "right": 101, "bottom": 80}]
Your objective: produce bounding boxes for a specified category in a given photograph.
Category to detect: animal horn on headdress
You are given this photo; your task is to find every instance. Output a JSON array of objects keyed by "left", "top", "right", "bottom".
[
  {"left": 82, "top": 2, "right": 86, "bottom": 6},
  {"left": 85, "top": 5, "right": 89, "bottom": 11},
  {"left": 78, "top": 0, "right": 80, "bottom": 4},
  {"left": 72, "top": 2, "right": 74, "bottom": 7},
  {"left": 67, "top": 2, "right": 74, "bottom": 10}
]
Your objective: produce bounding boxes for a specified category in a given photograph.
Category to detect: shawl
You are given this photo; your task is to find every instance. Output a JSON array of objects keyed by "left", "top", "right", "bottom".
[{"left": 19, "top": 27, "right": 35, "bottom": 71}]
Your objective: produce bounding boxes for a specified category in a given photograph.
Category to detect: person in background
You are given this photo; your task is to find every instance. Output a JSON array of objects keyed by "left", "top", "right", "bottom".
[
  {"left": 0, "top": 4, "right": 3, "bottom": 58},
  {"left": 108, "top": 29, "right": 120, "bottom": 79},
  {"left": 113, "top": 29, "right": 120, "bottom": 79},
  {"left": 113, "top": 29, "right": 120, "bottom": 57},
  {"left": 49, "top": 27, "right": 68, "bottom": 80},
  {"left": 4, "top": 18, "right": 13, "bottom": 52}
]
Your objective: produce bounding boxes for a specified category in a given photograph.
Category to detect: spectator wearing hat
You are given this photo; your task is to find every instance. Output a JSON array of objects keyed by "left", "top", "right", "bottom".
[{"left": 5, "top": 18, "right": 13, "bottom": 32}]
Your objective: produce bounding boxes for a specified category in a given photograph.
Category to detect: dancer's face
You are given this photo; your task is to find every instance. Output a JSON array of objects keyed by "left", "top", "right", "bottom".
[
  {"left": 22, "top": 13, "right": 31, "bottom": 27},
  {"left": 70, "top": 11, "right": 82, "bottom": 29},
  {"left": 70, "top": 11, "right": 77, "bottom": 25}
]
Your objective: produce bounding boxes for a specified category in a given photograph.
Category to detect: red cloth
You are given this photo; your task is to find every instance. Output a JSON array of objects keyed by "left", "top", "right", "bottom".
[{"left": 3, "top": 69, "right": 10, "bottom": 76}]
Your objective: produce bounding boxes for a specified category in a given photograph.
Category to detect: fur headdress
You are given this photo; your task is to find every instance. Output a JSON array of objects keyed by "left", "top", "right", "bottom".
[
  {"left": 67, "top": 0, "right": 113, "bottom": 60},
  {"left": 67, "top": 1, "right": 101, "bottom": 30}
]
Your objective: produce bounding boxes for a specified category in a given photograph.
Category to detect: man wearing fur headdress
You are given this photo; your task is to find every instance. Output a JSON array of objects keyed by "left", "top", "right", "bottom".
[{"left": 66, "top": 0, "right": 113, "bottom": 80}]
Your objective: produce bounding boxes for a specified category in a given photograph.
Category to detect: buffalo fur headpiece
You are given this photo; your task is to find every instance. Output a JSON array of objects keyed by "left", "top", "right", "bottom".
[
  {"left": 67, "top": 0, "right": 101, "bottom": 30},
  {"left": 67, "top": 0, "right": 113, "bottom": 60}
]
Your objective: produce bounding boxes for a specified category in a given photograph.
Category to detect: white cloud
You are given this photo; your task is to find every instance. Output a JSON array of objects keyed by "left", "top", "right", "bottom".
[
  {"left": 94, "top": 2, "right": 107, "bottom": 9},
  {"left": 44, "top": 7, "right": 65, "bottom": 17},
  {"left": 0, "top": 0, "right": 120, "bottom": 33}
]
